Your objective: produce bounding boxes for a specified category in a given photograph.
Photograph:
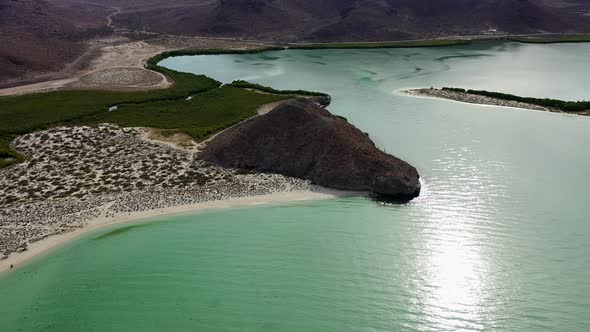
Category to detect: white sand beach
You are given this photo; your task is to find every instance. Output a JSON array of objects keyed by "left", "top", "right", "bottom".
[
  {"left": 0, "top": 188, "right": 357, "bottom": 275},
  {"left": 0, "top": 124, "right": 367, "bottom": 274},
  {"left": 398, "top": 88, "right": 588, "bottom": 117}
]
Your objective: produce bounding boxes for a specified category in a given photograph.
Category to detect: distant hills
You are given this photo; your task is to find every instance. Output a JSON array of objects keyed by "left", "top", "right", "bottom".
[
  {"left": 0, "top": 0, "right": 109, "bottom": 84},
  {"left": 111, "top": 0, "right": 590, "bottom": 41},
  {"left": 1, "top": 0, "right": 590, "bottom": 85}
]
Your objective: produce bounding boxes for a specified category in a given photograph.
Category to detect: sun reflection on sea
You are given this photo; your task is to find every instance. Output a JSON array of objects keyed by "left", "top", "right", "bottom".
[
  {"left": 409, "top": 144, "right": 505, "bottom": 331},
  {"left": 422, "top": 229, "right": 488, "bottom": 331}
]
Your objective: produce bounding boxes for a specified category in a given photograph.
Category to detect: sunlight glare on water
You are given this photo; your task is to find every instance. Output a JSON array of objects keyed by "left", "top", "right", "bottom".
[{"left": 1, "top": 42, "right": 590, "bottom": 331}]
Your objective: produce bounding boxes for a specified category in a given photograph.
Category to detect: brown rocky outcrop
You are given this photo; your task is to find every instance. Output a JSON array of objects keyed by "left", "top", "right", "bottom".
[{"left": 200, "top": 99, "right": 421, "bottom": 200}]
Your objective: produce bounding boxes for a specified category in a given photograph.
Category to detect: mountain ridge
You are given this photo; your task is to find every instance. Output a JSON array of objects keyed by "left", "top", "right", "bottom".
[
  {"left": 1, "top": 0, "right": 590, "bottom": 84},
  {"left": 110, "top": 0, "right": 590, "bottom": 41}
]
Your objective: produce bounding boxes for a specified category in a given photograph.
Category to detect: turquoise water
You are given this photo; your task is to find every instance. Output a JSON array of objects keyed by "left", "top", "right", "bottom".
[{"left": 2, "top": 42, "right": 590, "bottom": 331}]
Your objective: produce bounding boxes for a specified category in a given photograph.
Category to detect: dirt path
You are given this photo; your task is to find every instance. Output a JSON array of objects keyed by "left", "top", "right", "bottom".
[
  {"left": 0, "top": 38, "right": 166, "bottom": 96},
  {"left": 0, "top": 0, "right": 272, "bottom": 97},
  {"left": 256, "top": 100, "right": 294, "bottom": 115},
  {"left": 106, "top": 7, "right": 121, "bottom": 28},
  {"left": 0, "top": 35, "right": 270, "bottom": 96}
]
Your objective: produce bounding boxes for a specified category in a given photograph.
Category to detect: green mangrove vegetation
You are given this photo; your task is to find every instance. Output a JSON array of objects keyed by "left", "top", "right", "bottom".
[
  {"left": 510, "top": 35, "right": 590, "bottom": 44},
  {"left": 0, "top": 50, "right": 306, "bottom": 169},
  {"left": 288, "top": 40, "right": 472, "bottom": 50},
  {"left": 227, "top": 80, "right": 328, "bottom": 97},
  {"left": 441, "top": 87, "right": 590, "bottom": 112},
  {"left": 146, "top": 40, "right": 476, "bottom": 70},
  {"left": 145, "top": 47, "right": 285, "bottom": 69}
]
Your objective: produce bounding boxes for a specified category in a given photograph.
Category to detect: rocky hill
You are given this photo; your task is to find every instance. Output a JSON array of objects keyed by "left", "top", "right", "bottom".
[{"left": 200, "top": 99, "right": 421, "bottom": 200}]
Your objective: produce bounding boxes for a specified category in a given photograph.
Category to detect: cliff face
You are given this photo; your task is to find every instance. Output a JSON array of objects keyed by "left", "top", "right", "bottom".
[{"left": 199, "top": 99, "right": 421, "bottom": 200}]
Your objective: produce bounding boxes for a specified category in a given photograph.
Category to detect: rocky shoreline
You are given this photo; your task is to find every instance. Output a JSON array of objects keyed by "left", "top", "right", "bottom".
[{"left": 402, "top": 88, "right": 590, "bottom": 116}]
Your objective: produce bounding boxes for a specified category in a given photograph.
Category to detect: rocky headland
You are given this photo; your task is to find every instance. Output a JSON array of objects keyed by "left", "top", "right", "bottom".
[
  {"left": 0, "top": 97, "right": 421, "bottom": 268},
  {"left": 200, "top": 99, "right": 421, "bottom": 199}
]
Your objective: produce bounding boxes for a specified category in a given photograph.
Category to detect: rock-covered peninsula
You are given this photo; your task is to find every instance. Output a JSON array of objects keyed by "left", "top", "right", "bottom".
[
  {"left": 200, "top": 99, "right": 421, "bottom": 200},
  {"left": 403, "top": 88, "right": 590, "bottom": 116}
]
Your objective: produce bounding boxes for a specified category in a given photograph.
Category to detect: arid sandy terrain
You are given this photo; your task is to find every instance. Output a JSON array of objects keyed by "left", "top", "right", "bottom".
[
  {"left": 0, "top": 124, "right": 349, "bottom": 271},
  {"left": 0, "top": 35, "right": 269, "bottom": 96}
]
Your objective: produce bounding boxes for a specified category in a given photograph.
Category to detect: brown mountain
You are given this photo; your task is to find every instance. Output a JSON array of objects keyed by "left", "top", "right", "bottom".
[
  {"left": 2, "top": 0, "right": 590, "bottom": 85},
  {"left": 309, "top": 0, "right": 588, "bottom": 41},
  {"left": 111, "top": 0, "right": 590, "bottom": 41}
]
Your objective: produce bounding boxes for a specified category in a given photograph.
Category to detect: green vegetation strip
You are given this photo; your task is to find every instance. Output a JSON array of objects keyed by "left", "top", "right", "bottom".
[
  {"left": 227, "top": 80, "right": 327, "bottom": 97},
  {"left": 146, "top": 47, "right": 285, "bottom": 68},
  {"left": 0, "top": 50, "right": 308, "bottom": 169},
  {"left": 146, "top": 40, "right": 471, "bottom": 64},
  {"left": 510, "top": 36, "right": 590, "bottom": 44},
  {"left": 288, "top": 40, "right": 471, "bottom": 49},
  {"left": 442, "top": 87, "right": 590, "bottom": 112}
]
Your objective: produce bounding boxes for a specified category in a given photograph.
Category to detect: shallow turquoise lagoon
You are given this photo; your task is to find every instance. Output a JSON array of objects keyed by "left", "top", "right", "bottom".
[{"left": 2, "top": 42, "right": 590, "bottom": 331}]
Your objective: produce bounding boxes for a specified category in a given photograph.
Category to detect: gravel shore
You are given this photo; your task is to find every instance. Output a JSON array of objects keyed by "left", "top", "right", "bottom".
[{"left": 400, "top": 88, "right": 589, "bottom": 115}]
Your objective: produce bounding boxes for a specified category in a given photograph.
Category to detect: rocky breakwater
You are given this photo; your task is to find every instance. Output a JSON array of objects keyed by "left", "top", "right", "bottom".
[{"left": 200, "top": 99, "right": 421, "bottom": 200}]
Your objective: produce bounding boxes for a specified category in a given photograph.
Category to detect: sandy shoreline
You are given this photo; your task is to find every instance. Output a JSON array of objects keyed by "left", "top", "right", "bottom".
[
  {"left": 0, "top": 124, "right": 355, "bottom": 272},
  {"left": 398, "top": 88, "right": 590, "bottom": 117},
  {"left": 398, "top": 88, "right": 549, "bottom": 112},
  {"left": 0, "top": 188, "right": 357, "bottom": 275}
]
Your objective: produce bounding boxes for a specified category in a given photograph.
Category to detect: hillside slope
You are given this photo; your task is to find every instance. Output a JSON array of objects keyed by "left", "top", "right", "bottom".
[
  {"left": 2, "top": 0, "right": 590, "bottom": 85},
  {"left": 111, "top": 0, "right": 590, "bottom": 41},
  {"left": 0, "top": 0, "right": 109, "bottom": 84},
  {"left": 200, "top": 98, "right": 421, "bottom": 199}
]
